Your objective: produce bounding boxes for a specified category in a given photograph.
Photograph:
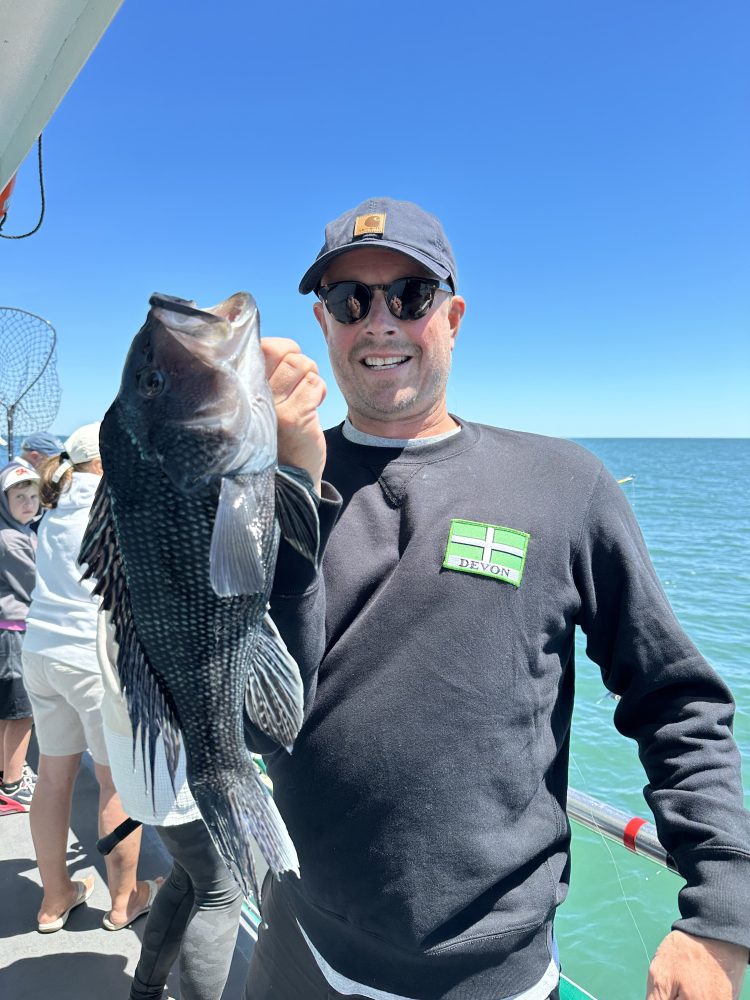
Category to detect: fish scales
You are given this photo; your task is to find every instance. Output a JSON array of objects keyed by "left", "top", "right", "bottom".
[{"left": 80, "top": 292, "right": 318, "bottom": 902}]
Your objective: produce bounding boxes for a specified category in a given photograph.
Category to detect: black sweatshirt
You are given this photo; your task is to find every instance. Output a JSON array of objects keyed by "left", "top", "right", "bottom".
[{"left": 256, "top": 420, "right": 750, "bottom": 1000}]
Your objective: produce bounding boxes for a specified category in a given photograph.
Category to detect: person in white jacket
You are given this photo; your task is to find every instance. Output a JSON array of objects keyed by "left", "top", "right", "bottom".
[{"left": 23, "top": 422, "right": 158, "bottom": 933}]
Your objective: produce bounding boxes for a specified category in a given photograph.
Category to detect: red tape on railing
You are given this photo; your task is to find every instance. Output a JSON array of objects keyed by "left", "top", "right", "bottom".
[{"left": 622, "top": 816, "right": 647, "bottom": 853}]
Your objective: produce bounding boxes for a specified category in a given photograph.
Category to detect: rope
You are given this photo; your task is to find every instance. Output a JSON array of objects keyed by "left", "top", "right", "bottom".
[{"left": 0, "top": 135, "right": 46, "bottom": 239}]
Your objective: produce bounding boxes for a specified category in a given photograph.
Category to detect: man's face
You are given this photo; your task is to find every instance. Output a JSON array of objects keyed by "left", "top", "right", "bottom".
[
  {"left": 313, "top": 248, "right": 465, "bottom": 436},
  {"left": 6, "top": 483, "right": 40, "bottom": 524}
]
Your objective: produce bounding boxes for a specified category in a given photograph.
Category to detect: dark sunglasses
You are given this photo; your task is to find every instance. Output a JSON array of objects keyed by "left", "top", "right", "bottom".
[{"left": 317, "top": 277, "right": 452, "bottom": 325}]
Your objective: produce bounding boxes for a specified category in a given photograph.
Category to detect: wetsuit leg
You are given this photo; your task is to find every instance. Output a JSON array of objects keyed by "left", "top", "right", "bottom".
[
  {"left": 129, "top": 818, "right": 242, "bottom": 1000},
  {"left": 171, "top": 820, "right": 242, "bottom": 999}
]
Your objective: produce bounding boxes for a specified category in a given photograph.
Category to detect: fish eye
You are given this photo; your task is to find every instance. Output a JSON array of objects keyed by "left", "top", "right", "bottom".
[{"left": 138, "top": 367, "right": 166, "bottom": 398}]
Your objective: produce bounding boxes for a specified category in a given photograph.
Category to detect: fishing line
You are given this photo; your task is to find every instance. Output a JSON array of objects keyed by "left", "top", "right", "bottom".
[{"left": 570, "top": 753, "right": 652, "bottom": 963}]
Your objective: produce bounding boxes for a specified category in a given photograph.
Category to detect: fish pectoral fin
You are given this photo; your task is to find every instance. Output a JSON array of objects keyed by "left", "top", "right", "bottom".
[
  {"left": 246, "top": 613, "right": 304, "bottom": 750},
  {"left": 274, "top": 465, "right": 320, "bottom": 564},
  {"left": 209, "top": 477, "right": 266, "bottom": 597}
]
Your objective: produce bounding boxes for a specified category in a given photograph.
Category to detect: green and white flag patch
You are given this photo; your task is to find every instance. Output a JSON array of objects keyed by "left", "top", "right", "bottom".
[{"left": 443, "top": 519, "right": 530, "bottom": 587}]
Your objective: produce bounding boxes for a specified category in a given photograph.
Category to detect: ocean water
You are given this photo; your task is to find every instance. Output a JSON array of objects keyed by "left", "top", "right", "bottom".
[{"left": 557, "top": 439, "right": 750, "bottom": 999}]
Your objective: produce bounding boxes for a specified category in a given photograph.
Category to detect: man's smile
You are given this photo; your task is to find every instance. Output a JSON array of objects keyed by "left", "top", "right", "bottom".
[{"left": 361, "top": 355, "right": 411, "bottom": 370}]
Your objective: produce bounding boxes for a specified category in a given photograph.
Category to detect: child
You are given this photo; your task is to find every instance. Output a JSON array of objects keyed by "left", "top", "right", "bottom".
[{"left": 0, "top": 463, "right": 41, "bottom": 813}]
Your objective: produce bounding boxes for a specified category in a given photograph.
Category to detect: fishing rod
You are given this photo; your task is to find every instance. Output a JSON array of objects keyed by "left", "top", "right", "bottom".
[{"left": 567, "top": 787, "right": 676, "bottom": 872}]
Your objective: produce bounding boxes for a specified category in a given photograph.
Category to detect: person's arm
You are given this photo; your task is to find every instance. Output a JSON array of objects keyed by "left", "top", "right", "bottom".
[
  {"left": 646, "top": 930, "right": 747, "bottom": 999},
  {"left": 0, "top": 533, "right": 36, "bottom": 610},
  {"left": 572, "top": 467, "right": 750, "bottom": 999},
  {"left": 244, "top": 338, "right": 340, "bottom": 756}
]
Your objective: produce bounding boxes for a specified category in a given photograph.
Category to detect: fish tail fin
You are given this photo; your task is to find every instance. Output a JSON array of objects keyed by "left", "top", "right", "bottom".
[{"left": 192, "top": 762, "right": 299, "bottom": 903}]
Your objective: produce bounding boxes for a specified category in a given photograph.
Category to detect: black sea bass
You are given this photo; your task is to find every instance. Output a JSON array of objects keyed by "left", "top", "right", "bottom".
[{"left": 80, "top": 292, "right": 319, "bottom": 900}]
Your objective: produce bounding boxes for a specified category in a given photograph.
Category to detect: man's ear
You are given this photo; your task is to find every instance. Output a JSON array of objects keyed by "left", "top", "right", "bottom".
[
  {"left": 447, "top": 295, "right": 465, "bottom": 349},
  {"left": 313, "top": 300, "right": 329, "bottom": 342}
]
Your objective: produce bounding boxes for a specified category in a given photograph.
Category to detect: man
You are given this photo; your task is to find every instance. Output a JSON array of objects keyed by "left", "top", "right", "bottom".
[
  {"left": 16, "top": 431, "right": 64, "bottom": 471},
  {"left": 243, "top": 198, "right": 750, "bottom": 1000}
]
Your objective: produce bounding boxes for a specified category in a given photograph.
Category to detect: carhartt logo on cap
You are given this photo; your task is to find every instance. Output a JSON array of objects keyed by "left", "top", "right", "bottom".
[
  {"left": 443, "top": 519, "right": 530, "bottom": 587},
  {"left": 353, "top": 213, "right": 386, "bottom": 237}
]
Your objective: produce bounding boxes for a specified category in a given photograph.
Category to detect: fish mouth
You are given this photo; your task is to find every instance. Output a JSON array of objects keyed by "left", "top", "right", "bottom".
[
  {"left": 147, "top": 291, "right": 268, "bottom": 482},
  {"left": 149, "top": 292, "right": 258, "bottom": 365}
]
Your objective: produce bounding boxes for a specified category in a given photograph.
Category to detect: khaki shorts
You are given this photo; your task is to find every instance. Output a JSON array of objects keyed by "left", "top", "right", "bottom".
[{"left": 22, "top": 650, "right": 109, "bottom": 765}]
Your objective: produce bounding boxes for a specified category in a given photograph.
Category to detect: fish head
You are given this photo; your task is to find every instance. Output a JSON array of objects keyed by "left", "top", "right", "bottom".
[{"left": 113, "top": 292, "right": 276, "bottom": 494}]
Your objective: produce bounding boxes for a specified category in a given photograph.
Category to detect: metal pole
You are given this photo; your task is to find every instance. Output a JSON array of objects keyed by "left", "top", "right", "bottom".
[
  {"left": 567, "top": 787, "right": 676, "bottom": 872},
  {"left": 7, "top": 406, "right": 14, "bottom": 463}
]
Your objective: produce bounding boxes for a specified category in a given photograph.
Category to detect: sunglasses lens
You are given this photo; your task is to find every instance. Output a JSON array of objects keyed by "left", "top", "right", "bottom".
[
  {"left": 320, "top": 278, "right": 441, "bottom": 323},
  {"left": 322, "top": 282, "right": 371, "bottom": 324},
  {"left": 387, "top": 279, "right": 436, "bottom": 320}
]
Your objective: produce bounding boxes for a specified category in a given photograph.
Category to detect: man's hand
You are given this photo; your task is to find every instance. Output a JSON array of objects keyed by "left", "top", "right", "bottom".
[
  {"left": 262, "top": 338, "right": 327, "bottom": 494},
  {"left": 646, "top": 930, "right": 748, "bottom": 999}
]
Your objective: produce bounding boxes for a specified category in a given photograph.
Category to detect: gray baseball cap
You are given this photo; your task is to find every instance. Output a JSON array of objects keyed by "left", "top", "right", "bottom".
[
  {"left": 21, "top": 431, "right": 64, "bottom": 455},
  {"left": 299, "top": 197, "right": 457, "bottom": 294}
]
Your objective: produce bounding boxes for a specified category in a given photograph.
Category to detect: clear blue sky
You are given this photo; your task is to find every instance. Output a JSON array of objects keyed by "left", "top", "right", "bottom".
[{"left": 2, "top": 1, "right": 748, "bottom": 439}]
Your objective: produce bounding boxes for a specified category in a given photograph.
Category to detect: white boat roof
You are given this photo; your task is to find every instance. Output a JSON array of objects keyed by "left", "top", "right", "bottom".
[{"left": 0, "top": 0, "right": 124, "bottom": 191}]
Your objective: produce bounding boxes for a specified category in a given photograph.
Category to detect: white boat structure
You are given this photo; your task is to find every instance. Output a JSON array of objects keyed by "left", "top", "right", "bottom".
[{"left": 0, "top": 0, "right": 124, "bottom": 216}]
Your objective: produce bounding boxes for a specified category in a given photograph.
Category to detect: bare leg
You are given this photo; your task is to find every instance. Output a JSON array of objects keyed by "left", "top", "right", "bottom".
[
  {"left": 94, "top": 761, "right": 152, "bottom": 926},
  {"left": 1, "top": 717, "right": 33, "bottom": 784},
  {"left": 30, "top": 752, "right": 90, "bottom": 923}
]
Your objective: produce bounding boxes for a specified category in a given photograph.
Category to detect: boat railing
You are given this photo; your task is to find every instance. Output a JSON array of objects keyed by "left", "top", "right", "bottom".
[{"left": 567, "top": 787, "right": 676, "bottom": 872}]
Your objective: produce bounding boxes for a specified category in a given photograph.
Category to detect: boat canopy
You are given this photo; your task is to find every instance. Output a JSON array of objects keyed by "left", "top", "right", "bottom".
[{"left": 0, "top": 0, "right": 123, "bottom": 193}]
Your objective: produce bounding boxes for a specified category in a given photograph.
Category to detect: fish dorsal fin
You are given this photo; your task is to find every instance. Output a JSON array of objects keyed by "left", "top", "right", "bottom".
[
  {"left": 245, "top": 612, "right": 304, "bottom": 750},
  {"left": 209, "top": 476, "right": 265, "bottom": 597},
  {"left": 78, "top": 478, "right": 121, "bottom": 591},
  {"left": 274, "top": 466, "right": 320, "bottom": 564},
  {"left": 79, "top": 479, "right": 182, "bottom": 793}
]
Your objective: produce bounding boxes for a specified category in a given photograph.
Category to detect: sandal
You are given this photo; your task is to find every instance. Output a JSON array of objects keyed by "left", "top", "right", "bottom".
[
  {"left": 38, "top": 876, "right": 95, "bottom": 933},
  {"left": 102, "top": 877, "right": 162, "bottom": 931}
]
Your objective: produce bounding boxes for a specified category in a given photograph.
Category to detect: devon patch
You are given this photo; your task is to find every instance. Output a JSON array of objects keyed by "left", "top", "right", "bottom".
[{"left": 443, "top": 519, "right": 530, "bottom": 587}]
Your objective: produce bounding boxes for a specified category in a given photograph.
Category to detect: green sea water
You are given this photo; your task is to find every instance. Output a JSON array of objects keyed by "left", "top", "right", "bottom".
[{"left": 557, "top": 439, "right": 750, "bottom": 1000}]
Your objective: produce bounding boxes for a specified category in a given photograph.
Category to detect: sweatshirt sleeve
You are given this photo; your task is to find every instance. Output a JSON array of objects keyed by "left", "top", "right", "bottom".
[
  {"left": 244, "top": 481, "right": 342, "bottom": 755},
  {"left": 0, "top": 533, "right": 36, "bottom": 617},
  {"left": 572, "top": 465, "right": 750, "bottom": 951}
]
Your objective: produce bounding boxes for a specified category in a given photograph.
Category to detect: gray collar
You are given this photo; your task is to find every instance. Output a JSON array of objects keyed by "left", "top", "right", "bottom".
[{"left": 342, "top": 418, "right": 461, "bottom": 450}]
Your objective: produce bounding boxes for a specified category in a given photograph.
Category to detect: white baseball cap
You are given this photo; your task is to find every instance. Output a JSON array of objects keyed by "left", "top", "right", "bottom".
[
  {"left": 1, "top": 464, "right": 40, "bottom": 493},
  {"left": 64, "top": 422, "right": 101, "bottom": 465}
]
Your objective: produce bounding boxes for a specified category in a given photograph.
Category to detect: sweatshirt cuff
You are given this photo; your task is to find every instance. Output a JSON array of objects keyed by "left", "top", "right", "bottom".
[
  {"left": 272, "top": 481, "right": 342, "bottom": 597},
  {"left": 673, "top": 851, "right": 750, "bottom": 952}
]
